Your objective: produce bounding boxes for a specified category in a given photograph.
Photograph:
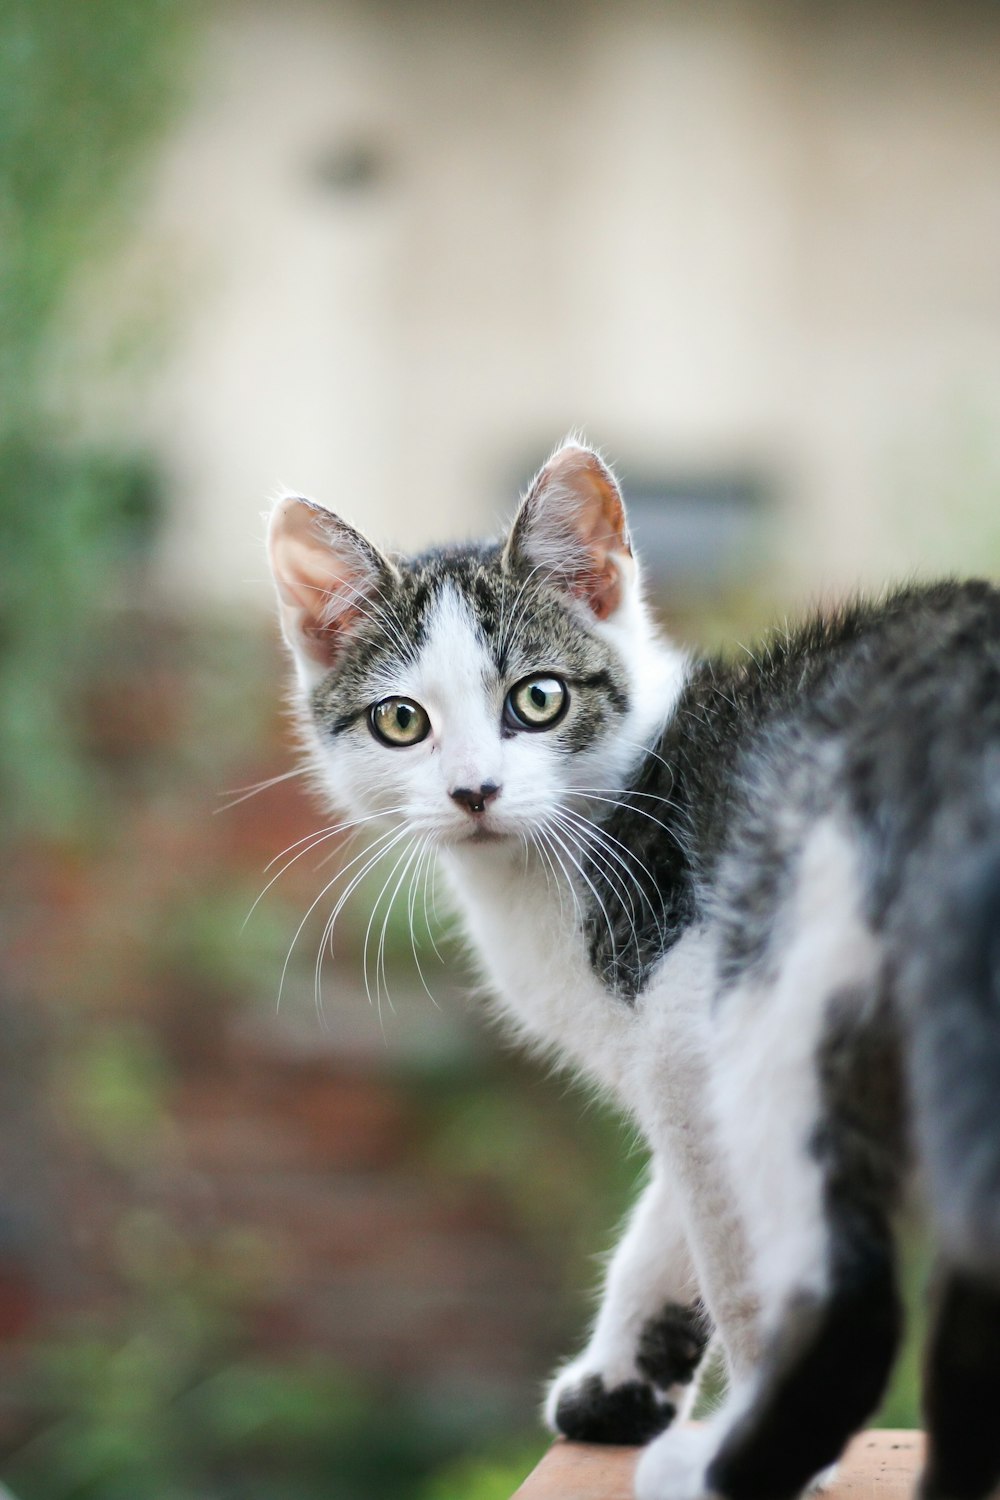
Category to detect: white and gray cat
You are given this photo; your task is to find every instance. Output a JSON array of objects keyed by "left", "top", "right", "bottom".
[{"left": 268, "top": 439, "right": 1000, "bottom": 1500}]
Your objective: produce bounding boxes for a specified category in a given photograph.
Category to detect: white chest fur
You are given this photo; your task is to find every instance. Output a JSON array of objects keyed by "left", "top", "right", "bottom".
[
  {"left": 442, "top": 842, "right": 718, "bottom": 1116},
  {"left": 443, "top": 842, "right": 640, "bottom": 1092}
]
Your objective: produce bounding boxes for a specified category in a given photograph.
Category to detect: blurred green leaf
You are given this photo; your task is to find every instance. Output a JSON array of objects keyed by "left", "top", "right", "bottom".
[
  {"left": 63, "top": 1024, "right": 170, "bottom": 1168},
  {"left": 0, "top": 0, "right": 192, "bottom": 836},
  {"left": 189, "top": 1361, "right": 370, "bottom": 1450},
  {"left": 419, "top": 1439, "right": 548, "bottom": 1500}
]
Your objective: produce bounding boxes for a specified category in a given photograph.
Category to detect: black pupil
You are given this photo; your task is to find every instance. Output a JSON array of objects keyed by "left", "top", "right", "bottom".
[
  {"left": 396, "top": 704, "right": 412, "bottom": 730},
  {"left": 530, "top": 685, "right": 547, "bottom": 710}
]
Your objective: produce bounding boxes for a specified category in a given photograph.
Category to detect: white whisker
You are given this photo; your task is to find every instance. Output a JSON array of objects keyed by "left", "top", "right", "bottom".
[
  {"left": 264, "top": 806, "right": 407, "bottom": 873},
  {"left": 551, "top": 810, "right": 645, "bottom": 959},
  {"left": 527, "top": 829, "right": 560, "bottom": 913},
  {"left": 318, "top": 825, "right": 411, "bottom": 964},
  {"left": 618, "top": 735, "right": 678, "bottom": 783},
  {"left": 563, "top": 788, "right": 692, "bottom": 857},
  {"left": 407, "top": 837, "right": 441, "bottom": 1006},
  {"left": 245, "top": 827, "right": 344, "bottom": 931},
  {"left": 553, "top": 809, "right": 641, "bottom": 919},
  {"left": 282, "top": 823, "right": 408, "bottom": 1016},
  {"left": 361, "top": 836, "right": 418, "bottom": 1025},
  {"left": 555, "top": 805, "right": 667, "bottom": 946},
  {"left": 246, "top": 808, "right": 410, "bottom": 936},
  {"left": 543, "top": 818, "right": 617, "bottom": 966},
  {"left": 376, "top": 836, "right": 425, "bottom": 1017},
  {"left": 559, "top": 800, "right": 672, "bottom": 892},
  {"left": 216, "top": 766, "right": 306, "bottom": 813},
  {"left": 533, "top": 824, "right": 581, "bottom": 930},
  {"left": 424, "top": 847, "right": 448, "bottom": 963}
]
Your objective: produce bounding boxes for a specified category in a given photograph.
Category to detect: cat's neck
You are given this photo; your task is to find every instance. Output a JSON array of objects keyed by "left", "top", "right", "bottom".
[{"left": 442, "top": 834, "right": 638, "bottom": 1085}]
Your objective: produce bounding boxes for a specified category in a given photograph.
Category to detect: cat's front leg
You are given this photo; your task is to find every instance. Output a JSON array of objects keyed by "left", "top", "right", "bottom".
[{"left": 545, "top": 1162, "right": 710, "bottom": 1445}]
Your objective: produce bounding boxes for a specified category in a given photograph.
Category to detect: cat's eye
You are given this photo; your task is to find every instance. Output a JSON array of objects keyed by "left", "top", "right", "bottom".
[
  {"left": 370, "top": 697, "right": 430, "bottom": 747},
  {"left": 505, "top": 675, "right": 568, "bottom": 731}
]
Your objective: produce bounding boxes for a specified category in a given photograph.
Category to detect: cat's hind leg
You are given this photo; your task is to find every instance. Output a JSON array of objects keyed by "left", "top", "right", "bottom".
[
  {"left": 637, "top": 993, "right": 904, "bottom": 1500},
  {"left": 546, "top": 1162, "right": 710, "bottom": 1445},
  {"left": 639, "top": 817, "right": 906, "bottom": 1500},
  {"left": 920, "top": 1269, "right": 1000, "bottom": 1500}
]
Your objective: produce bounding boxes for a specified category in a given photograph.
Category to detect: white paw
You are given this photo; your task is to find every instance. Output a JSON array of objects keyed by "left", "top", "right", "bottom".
[
  {"left": 544, "top": 1353, "right": 613, "bottom": 1433},
  {"left": 544, "top": 1355, "right": 677, "bottom": 1445},
  {"left": 808, "top": 1462, "right": 839, "bottom": 1492},
  {"left": 634, "top": 1424, "right": 718, "bottom": 1500}
]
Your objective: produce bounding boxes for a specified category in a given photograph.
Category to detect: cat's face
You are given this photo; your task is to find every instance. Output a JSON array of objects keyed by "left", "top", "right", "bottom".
[{"left": 268, "top": 442, "right": 675, "bottom": 849}]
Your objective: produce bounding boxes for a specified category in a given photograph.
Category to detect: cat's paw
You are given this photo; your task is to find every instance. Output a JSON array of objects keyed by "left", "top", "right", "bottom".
[
  {"left": 634, "top": 1424, "right": 717, "bottom": 1500},
  {"left": 545, "top": 1361, "right": 676, "bottom": 1445},
  {"left": 808, "top": 1462, "right": 840, "bottom": 1492}
]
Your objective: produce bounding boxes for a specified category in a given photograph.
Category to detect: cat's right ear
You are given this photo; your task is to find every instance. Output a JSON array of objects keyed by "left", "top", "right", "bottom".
[{"left": 268, "top": 495, "right": 396, "bottom": 685}]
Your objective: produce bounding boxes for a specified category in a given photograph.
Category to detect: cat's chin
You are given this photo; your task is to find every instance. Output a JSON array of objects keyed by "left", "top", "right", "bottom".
[
  {"left": 435, "top": 821, "right": 521, "bottom": 851},
  {"left": 457, "top": 825, "right": 513, "bottom": 845}
]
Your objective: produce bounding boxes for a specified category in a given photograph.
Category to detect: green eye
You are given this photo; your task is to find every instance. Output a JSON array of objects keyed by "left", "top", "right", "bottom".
[
  {"left": 505, "top": 676, "right": 568, "bottom": 731},
  {"left": 370, "top": 697, "right": 430, "bottom": 747}
]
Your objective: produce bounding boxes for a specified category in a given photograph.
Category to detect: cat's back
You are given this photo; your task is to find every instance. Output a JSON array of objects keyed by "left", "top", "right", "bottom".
[
  {"left": 584, "top": 580, "right": 1000, "bottom": 996},
  {"left": 689, "top": 578, "right": 1000, "bottom": 747},
  {"left": 675, "top": 578, "right": 1000, "bottom": 819},
  {"left": 697, "top": 578, "right": 1000, "bottom": 938}
]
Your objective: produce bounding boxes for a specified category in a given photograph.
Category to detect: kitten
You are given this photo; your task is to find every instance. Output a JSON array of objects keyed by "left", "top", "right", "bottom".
[{"left": 267, "top": 439, "right": 1000, "bottom": 1500}]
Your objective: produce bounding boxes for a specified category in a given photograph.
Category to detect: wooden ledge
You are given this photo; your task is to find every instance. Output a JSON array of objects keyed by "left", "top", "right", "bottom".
[{"left": 512, "top": 1429, "right": 925, "bottom": 1499}]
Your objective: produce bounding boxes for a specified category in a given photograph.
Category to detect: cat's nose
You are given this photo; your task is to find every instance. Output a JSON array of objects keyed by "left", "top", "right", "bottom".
[{"left": 450, "top": 781, "right": 501, "bottom": 816}]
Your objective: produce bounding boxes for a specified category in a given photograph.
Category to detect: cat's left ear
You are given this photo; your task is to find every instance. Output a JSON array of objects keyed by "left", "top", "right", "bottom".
[{"left": 504, "top": 442, "right": 634, "bottom": 622}]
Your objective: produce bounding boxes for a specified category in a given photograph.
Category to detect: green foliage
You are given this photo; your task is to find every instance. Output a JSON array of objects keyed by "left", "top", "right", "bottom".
[
  {"left": 64, "top": 1024, "right": 171, "bottom": 1171},
  {"left": 11, "top": 1332, "right": 453, "bottom": 1500},
  {"left": 0, "top": 0, "right": 191, "bottom": 835},
  {"left": 873, "top": 1227, "right": 929, "bottom": 1430},
  {"left": 419, "top": 1439, "right": 548, "bottom": 1500},
  {"left": 0, "top": 441, "right": 165, "bottom": 830},
  {"left": 153, "top": 883, "right": 298, "bottom": 1005},
  {"left": 0, "top": 0, "right": 189, "bottom": 405},
  {"left": 421, "top": 1069, "right": 644, "bottom": 1266},
  {"left": 5, "top": 1138, "right": 469, "bottom": 1500}
]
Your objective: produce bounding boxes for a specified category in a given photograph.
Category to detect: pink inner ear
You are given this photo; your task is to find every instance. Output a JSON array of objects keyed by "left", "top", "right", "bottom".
[
  {"left": 556, "top": 449, "right": 630, "bottom": 547},
  {"left": 269, "top": 498, "right": 379, "bottom": 669},
  {"left": 565, "top": 454, "right": 631, "bottom": 619},
  {"left": 581, "top": 556, "right": 624, "bottom": 621},
  {"left": 511, "top": 445, "right": 633, "bottom": 621}
]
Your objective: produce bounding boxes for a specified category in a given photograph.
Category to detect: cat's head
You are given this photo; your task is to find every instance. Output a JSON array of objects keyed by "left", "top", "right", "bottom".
[{"left": 268, "top": 440, "right": 681, "bottom": 847}]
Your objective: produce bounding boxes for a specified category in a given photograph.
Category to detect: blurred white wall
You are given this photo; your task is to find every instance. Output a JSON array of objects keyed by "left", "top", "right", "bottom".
[{"left": 78, "top": 0, "right": 1000, "bottom": 607}]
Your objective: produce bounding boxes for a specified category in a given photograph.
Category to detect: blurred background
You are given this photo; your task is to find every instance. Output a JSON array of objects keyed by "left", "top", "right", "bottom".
[{"left": 2, "top": 1, "right": 999, "bottom": 1496}]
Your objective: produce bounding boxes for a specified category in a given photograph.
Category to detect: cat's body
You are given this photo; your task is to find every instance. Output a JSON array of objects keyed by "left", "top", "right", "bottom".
[{"left": 268, "top": 442, "right": 1000, "bottom": 1500}]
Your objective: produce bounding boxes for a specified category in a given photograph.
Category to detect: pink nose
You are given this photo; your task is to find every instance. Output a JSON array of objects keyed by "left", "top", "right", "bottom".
[{"left": 449, "top": 781, "right": 501, "bottom": 815}]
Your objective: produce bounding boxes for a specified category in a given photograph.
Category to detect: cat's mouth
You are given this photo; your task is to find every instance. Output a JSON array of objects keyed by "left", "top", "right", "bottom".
[
  {"left": 442, "top": 817, "right": 515, "bottom": 846},
  {"left": 462, "top": 825, "right": 510, "bottom": 844}
]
